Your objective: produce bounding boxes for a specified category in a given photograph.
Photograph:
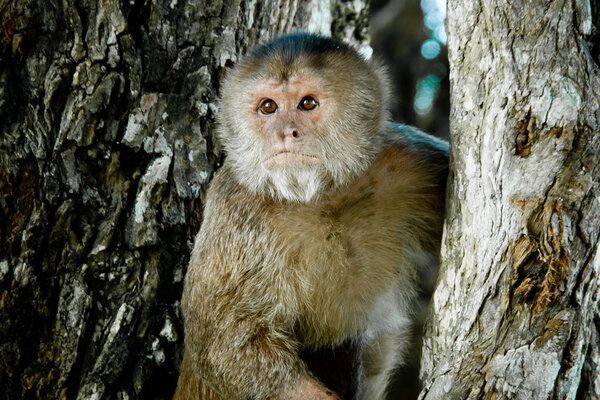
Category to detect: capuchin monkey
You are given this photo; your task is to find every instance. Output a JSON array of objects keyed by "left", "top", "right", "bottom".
[{"left": 173, "top": 33, "right": 448, "bottom": 400}]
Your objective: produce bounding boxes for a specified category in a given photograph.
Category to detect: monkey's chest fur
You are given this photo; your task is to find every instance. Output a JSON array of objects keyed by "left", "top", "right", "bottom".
[
  {"left": 271, "top": 196, "right": 417, "bottom": 348},
  {"left": 258, "top": 147, "right": 436, "bottom": 347}
]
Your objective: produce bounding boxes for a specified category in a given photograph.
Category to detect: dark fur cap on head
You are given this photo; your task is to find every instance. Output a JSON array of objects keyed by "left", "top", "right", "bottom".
[
  {"left": 238, "top": 32, "right": 379, "bottom": 84},
  {"left": 250, "top": 32, "right": 351, "bottom": 64}
]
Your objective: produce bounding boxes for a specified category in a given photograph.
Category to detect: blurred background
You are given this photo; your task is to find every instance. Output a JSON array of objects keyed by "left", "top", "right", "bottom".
[
  {"left": 370, "top": 0, "right": 449, "bottom": 141},
  {"left": 369, "top": 1, "right": 449, "bottom": 398}
]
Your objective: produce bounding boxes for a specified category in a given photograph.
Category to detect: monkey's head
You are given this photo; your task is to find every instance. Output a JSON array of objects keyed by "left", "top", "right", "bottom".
[{"left": 217, "top": 33, "right": 390, "bottom": 203}]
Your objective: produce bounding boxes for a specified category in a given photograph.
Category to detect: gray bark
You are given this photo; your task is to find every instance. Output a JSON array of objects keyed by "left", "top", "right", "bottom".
[
  {"left": 419, "top": 0, "right": 600, "bottom": 399},
  {"left": 0, "top": 1, "right": 369, "bottom": 399}
]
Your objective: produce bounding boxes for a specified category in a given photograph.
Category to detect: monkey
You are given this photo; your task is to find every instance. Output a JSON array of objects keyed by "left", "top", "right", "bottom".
[{"left": 173, "top": 32, "right": 448, "bottom": 400}]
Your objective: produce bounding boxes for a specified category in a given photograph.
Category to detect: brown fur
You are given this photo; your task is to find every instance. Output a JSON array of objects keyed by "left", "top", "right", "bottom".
[{"left": 173, "top": 33, "right": 448, "bottom": 400}]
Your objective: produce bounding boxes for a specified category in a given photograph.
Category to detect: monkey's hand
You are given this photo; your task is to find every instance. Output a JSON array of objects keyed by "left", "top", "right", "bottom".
[{"left": 272, "top": 374, "right": 340, "bottom": 400}]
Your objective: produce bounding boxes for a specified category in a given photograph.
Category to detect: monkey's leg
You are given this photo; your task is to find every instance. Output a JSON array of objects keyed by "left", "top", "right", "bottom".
[
  {"left": 173, "top": 351, "right": 222, "bottom": 400},
  {"left": 359, "top": 332, "right": 405, "bottom": 400}
]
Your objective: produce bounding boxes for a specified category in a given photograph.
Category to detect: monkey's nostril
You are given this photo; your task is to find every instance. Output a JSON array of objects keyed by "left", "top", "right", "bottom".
[{"left": 292, "top": 130, "right": 299, "bottom": 138}]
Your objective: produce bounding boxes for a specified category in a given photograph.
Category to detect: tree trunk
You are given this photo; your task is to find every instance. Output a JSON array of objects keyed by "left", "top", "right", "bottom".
[
  {"left": 0, "top": 1, "right": 369, "bottom": 399},
  {"left": 419, "top": 0, "right": 600, "bottom": 399}
]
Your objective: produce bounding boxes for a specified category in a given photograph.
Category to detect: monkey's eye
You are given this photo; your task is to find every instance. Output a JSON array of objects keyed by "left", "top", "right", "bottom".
[
  {"left": 298, "top": 96, "right": 318, "bottom": 111},
  {"left": 258, "top": 99, "right": 278, "bottom": 114}
]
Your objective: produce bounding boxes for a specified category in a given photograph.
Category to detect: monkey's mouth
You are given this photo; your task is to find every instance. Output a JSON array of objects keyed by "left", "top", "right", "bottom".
[{"left": 263, "top": 151, "right": 320, "bottom": 167}]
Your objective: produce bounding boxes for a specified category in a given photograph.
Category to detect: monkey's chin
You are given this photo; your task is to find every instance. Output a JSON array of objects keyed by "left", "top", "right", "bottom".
[{"left": 264, "top": 167, "right": 324, "bottom": 203}]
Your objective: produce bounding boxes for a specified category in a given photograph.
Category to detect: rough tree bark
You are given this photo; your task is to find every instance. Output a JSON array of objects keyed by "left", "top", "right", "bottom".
[
  {"left": 419, "top": 0, "right": 600, "bottom": 399},
  {"left": 0, "top": 1, "right": 369, "bottom": 399}
]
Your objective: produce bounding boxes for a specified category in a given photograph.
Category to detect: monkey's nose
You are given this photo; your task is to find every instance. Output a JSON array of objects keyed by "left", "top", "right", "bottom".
[
  {"left": 283, "top": 128, "right": 300, "bottom": 140},
  {"left": 278, "top": 126, "right": 300, "bottom": 143}
]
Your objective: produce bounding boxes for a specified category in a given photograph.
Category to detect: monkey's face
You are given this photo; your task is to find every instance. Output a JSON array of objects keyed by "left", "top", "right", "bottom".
[
  {"left": 218, "top": 55, "right": 388, "bottom": 203},
  {"left": 251, "top": 76, "right": 326, "bottom": 171},
  {"left": 236, "top": 74, "right": 334, "bottom": 202}
]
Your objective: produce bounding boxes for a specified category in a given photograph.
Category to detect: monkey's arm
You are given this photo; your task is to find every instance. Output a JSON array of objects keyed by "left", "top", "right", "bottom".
[
  {"left": 180, "top": 175, "right": 337, "bottom": 400},
  {"left": 182, "top": 247, "right": 300, "bottom": 399}
]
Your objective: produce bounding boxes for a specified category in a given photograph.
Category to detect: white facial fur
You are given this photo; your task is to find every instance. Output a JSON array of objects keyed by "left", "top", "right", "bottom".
[{"left": 217, "top": 54, "right": 388, "bottom": 203}]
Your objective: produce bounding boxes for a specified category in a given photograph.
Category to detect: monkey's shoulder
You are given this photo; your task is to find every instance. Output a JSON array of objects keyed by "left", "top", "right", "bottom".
[
  {"left": 317, "top": 125, "right": 448, "bottom": 255},
  {"left": 367, "top": 123, "right": 449, "bottom": 189},
  {"left": 360, "top": 124, "right": 448, "bottom": 190},
  {"left": 201, "top": 165, "right": 270, "bottom": 226},
  {"left": 204, "top": 164, "right": 243, "bottom": 202},
  {"left": 188, "top": 165, "right": 279, "bottom": 286}
]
